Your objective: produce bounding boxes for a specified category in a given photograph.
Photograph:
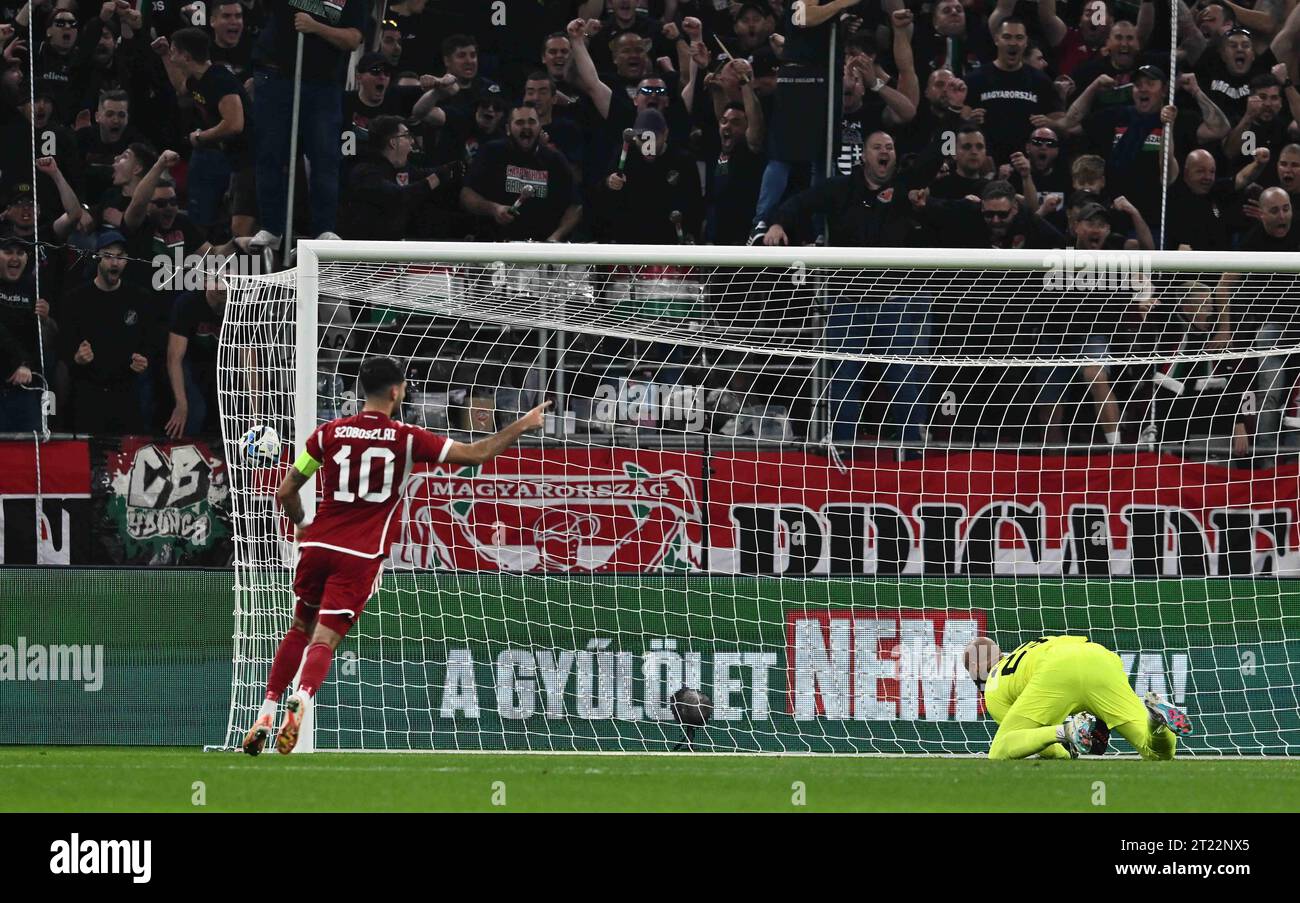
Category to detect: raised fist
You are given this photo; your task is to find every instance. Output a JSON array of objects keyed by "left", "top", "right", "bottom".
[
  {"left": 945, "top": 77, "right": 968, "bottom": 107},
  {"left": 690, "top": 39, "right": 710, "bottom": 69}
]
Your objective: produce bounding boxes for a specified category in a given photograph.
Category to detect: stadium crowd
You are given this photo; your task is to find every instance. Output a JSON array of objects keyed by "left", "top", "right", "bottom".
[{"left": 0, "top": 0, "right": 1298, "bottom": 455}]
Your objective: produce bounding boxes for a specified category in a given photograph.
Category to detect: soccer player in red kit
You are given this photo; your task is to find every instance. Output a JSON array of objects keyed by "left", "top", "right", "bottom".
[{"left": 242, "top": 356, "right": 549, "bottom": 755}]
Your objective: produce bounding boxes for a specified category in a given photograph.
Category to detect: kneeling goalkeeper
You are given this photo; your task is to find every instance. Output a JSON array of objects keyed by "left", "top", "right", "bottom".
[{"left": 964, "top": 635, "right": 1192, "bottom": 759}]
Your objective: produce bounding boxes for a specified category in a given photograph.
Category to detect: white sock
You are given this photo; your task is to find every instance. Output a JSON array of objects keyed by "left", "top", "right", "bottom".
[
  {"left": 257, "top": 697, "right": 277, "bottom": 722},
  {"left": 1104, "top": 431, "right": 1121, "bottom": 445}
]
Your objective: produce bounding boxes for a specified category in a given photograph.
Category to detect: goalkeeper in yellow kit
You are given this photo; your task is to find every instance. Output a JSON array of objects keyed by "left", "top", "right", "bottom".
[{"left": 963, "top": 635, "right": 1193, "bottom": 760}]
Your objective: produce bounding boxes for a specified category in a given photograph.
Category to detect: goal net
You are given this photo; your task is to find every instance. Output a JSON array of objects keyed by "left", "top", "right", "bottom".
[{"left": 217, "top": 243, "right": 1300, "bottom": 755}]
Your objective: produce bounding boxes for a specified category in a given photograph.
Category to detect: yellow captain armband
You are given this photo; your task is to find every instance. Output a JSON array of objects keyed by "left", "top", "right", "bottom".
[{"left": 293, "top": 450, "right": 322, "bottom": 477}]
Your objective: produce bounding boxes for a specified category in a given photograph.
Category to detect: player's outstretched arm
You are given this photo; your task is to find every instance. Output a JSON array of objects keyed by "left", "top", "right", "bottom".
[{"left": 445, "top": 401, "right": 551, "bottom": 467}]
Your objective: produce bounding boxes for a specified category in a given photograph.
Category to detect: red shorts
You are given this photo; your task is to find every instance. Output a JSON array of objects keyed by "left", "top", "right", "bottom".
[{"left": 292, "top": 545, "right": 384, "bottom": 636}]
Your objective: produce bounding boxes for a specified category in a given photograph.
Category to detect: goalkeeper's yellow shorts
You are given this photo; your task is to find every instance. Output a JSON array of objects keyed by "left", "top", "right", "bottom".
[{"left": 1000, "top": 641, "right": 1148, "bottom": 729}]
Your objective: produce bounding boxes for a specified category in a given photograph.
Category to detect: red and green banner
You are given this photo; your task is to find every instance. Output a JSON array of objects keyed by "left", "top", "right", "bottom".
[
  {"left": 91, "top": 436, "right": 233, "bottom": 566},
  {"left": 5, "top": 439, "right": 1300, "bottom": 576},
  {"left": 387, "top": 449, "right": 1300, "bottom": 577}
]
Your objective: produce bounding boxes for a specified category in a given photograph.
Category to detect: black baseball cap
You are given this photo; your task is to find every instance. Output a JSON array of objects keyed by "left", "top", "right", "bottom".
[
  {"left": 357, "top": 51, "right": 393, "bottom": 73},
  {"left": 95, "top": 230, "right": 127, "bottom": 251},
  {"left": 6, "top": 183, "right": 34, "bottom": 206},
  {"left": 474, "top": 83, "right": 508, "bottom": 109},
  {"left": 633, "top": 108, "right": 668, "bottom": 134},
  {"left": 0, "top": 223, "right": 29, "bottom": 250},
  {"left": 1135, "top": 64, "right": 1168, "bottom": 84}
]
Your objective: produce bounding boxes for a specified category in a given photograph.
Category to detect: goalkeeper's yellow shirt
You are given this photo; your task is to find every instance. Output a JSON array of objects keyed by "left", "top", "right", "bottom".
[{"left": 983, "top": 635, "right": 1090, "bottom": 724}]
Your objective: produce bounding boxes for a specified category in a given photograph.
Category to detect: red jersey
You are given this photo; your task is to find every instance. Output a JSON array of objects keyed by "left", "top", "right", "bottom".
[{"left": 295, "top": 410, "right": 451, "bottom": 559}]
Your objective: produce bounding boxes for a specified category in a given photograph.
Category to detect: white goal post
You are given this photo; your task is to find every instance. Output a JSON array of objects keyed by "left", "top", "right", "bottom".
[{"left": 216, "top": 241, "right": 1300, "bottom": 755}]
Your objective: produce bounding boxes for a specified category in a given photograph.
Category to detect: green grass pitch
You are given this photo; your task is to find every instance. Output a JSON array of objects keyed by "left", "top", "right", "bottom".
[{"left": 3, "top": 748, "right": 1298, "bottom": 812}]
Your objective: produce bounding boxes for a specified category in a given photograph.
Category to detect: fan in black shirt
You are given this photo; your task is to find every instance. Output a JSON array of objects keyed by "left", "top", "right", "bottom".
[
  {"left": 1195, "top": 28, "right": 1278, "bottom": 125},
  {"left": 764, "top": 129, "right": 944, "bottom": 248},
  {"left": 208, "top": 0, "right": 255, "bottom": 82},
  {"left": 929, "top": 124, "right": 991, "bottom": 200},
  {"left": 911, "top": 0, "right": 994, "bottom": 82},
  {"left": 1010, "top": 126, "right": 1070, "bottom": 210},
  {"left": 705, "top": 97, "right": 766, "bottom": 246},
  {"left": 437, "top": 34, "right": 501, "bottom": 124},
  {"left": 338, "top": 116, "right": 443, "bottom": 242},
  {"left": 587, "top": 0, "right": 673, "bottom": 78},
  {"left": 963, "top": 18, "right": 1060, "bottom": 167},
  {"left": 1163, "top": 148, "right": 1249, "bottom": 251},
  {"left": 1221, "top": 187, "right": 1300, "bottom": 337},
  {"left": 0, "top": 231, "right": 41, "bottom": 432},
  {"left": 593, "top": 108, "right": 701, "bottom": 244},
  {"left": 912, "top": 179, "right": 1066, "bottom": 249},
  {"left": 61, "top": 234, "right": 151, "bottom": 434},
  {"left": 343, "top": 53, "right": 405, "bottom": 146},
  {"left": 159, "top": 28, "right": 251, "bottom": 237},
  {"left": 75, "top": 90, "right": 137, "bottom": 210},
  {"left": 462, "top": 105, "right": 582, "bottom": 243}
]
